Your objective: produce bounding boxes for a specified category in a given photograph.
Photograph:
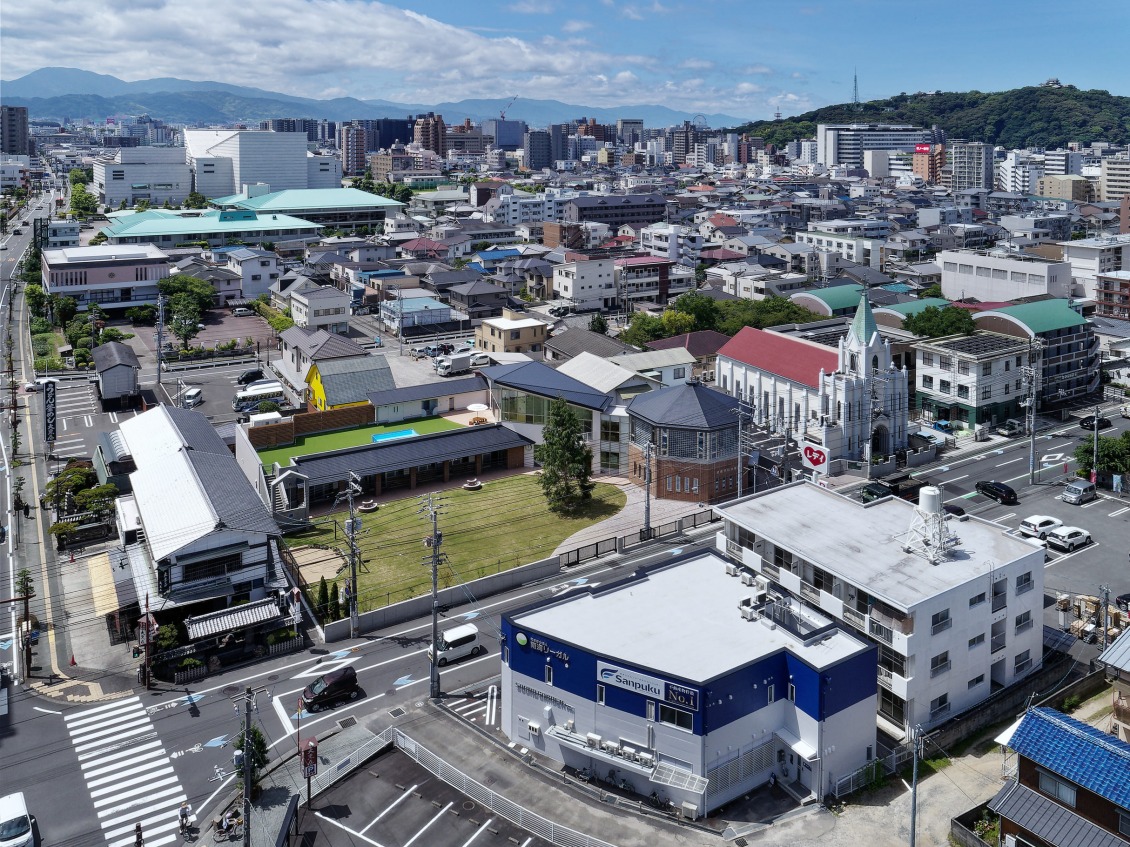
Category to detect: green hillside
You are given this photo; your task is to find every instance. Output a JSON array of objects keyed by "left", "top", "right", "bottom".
[{"left": 734, "top": 86, "right": 1130, "bottom": 151}]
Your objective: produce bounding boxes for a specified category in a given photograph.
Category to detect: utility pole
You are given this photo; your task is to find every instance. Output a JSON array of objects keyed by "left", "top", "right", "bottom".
[
  {"left": 909, "top": 725, "right": 921, "bottom": 847},
  {"left": 345, "top": 472, "right": 361, "bottom": 639},
  {"left": 1092, "top": 403, "right": 1100, "bottom": 485},
  {"left": 732, "top": 400, "right": 754, "bottom": 498},
  {"left": 419, "top": 493, "right": 446, "bottom": 700},
  {"left": 142, "top": 592, "right": 152, "bottom": 689},
  {"left": 155, "top": 295, "right": 166, "bottom": 386},
  {"left": 1100, "top": 584, "right": 1110, "bottom": 652},
  {"left": 1023, "top": 342, "right": 1041, "bottom": 485},
  {"left": 642, "top": 441, "right": 653, "bottom": 539},
  {"left": 230, "top": 684, "right": 265, "bottom": 847}
]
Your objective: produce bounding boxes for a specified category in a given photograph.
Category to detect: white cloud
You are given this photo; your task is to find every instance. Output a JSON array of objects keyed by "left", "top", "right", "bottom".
[
  {"left": 561, "top": 19, "right": 591, "bottom": 32},
  {"left": 734, "top": 82, "right": 764, "bottom": 95},
  {"left": 679, "top": 58, "right": 714, "bottom": 70},
  {"left": 621, "top": 6, "right": 644, "bottom": 20},
  {"left": 508, "top": 0, "right": 554, "bottom": 13},
  {"left": 742, "top": 64, "right": 774, "bottom": 75}
]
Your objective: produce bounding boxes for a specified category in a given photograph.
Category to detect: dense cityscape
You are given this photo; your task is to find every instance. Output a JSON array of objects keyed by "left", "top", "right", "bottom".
[{"left": 1, "top": 5, "right": 1129, "bottom": 847}]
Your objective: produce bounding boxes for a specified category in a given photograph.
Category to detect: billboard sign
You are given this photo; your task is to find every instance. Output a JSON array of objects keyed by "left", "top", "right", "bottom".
[
  {"left": 43, "top": 380, "right": 57, "bottom": 443},
  {"left": 802, "top": 445, "right": 828, "bottom": 473},
  {"left": 915, "top": 143, "right": 931, "bottom": 154}
]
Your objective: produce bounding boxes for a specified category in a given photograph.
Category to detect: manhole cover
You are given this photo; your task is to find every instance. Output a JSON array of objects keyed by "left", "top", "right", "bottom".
[
  {"left": 338, "top": 717, "right": 358, "bottom": 729},
  {"left": 222, "top": 686, "right": 240, "bottom": 696},
  {"left": 388, "top": 707, "right": 405, "bottom": 718},
  {"left": 462, "top": 801, "right": 475, "bottom": 811},
  {"left": 267, "top": 674, "right": 280, "bottom": 682}
]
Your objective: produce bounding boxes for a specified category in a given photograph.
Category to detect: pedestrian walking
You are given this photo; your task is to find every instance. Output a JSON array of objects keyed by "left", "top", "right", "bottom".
[{"left": 134, "top": 822, "right": 144, "bottom": 847}]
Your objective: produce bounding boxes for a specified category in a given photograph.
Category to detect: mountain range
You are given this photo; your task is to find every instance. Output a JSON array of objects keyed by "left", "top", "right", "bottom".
[
  {"left": 733, "top": 85, "right": 1130, "bottom": 150},
  {"left": 1, "top": 67, "right": 745, "bottom": 128}
]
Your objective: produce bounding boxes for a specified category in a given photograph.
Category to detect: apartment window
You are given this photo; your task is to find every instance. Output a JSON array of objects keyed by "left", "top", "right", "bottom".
[
  {"left": 596, "top": 683, "right": 605, "bottom": 706},
  {"left": 939, "top": 379, "right": 951, "bottom": 394},
  {"left": 658, "top": 704, "right": 693, "bottom": 731},
  {"left": 930, "top": 651, "right": 951, "bottom": 677},
  {"left": 1119, "top": 811, "right": 1130, "bottom": 838},
  {"left": 1015, "top": 649, "right": 1032, "bottom": 674},
  {"left": 1015, "top": 356, "right": 1023, "bottom": 367},
  {"left": 930, "top": 693, "right": 950, "bottom": 716},
  {"left": 921, "top": 352, "right": 934, "bottom": 366},
  {"left": 982, "top": 362, "right": 992, "bottom": 377},
  {"left": 788, "top": 683, "right": 796, "bottom": 702},
  {"left": 957, "top": 385, "right": 969, "bottom": 400},
  {"left": 968, "top": 633, "right": 985, "bottom": 649},
  {"left": 544, "top": 664, "right": 553, "bottom": 685},
  {"left": 982, "top": 386, "right": 992, "bottom": 400},
  {"left": 1003, "top": 384, "right": 1010, "bottom": 395},
  {"left": 922, "top": 375, "right": 934, "bottom": 390},
  {"left": 766, "top": 683, "right": 775, "bottom": 703},
  {"left": 1037, "top": 770, "right": 1075, "bottom": 806},
  {"left": 968, "top": 674, "right": 985, "bottom": 689},
  {"left": 958, "top": 362, "right": 969, "bottom": 375},
  {"left": 939, "top": 356, "right": 952, "bottom": 369},
  {"left": 1015, "top": 610, "right": 1032, "bottom": 634},
  {"left": 931, "top": 609, "right": 952, "bottom": 634},
  {"left": 1004, "top": 360, "right": 1011, "bottom": 372},
  {"left": 1016, "top": 571, "right": 1033, "bottom": 595},
  {"left": 673, "top": 367, "right": 685, "bottom": 380}
]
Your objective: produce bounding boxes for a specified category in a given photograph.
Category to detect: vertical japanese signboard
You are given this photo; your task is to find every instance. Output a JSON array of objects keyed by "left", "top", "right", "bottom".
[{"left": 43, "top": 380, "right": 57, "bottom": 444}]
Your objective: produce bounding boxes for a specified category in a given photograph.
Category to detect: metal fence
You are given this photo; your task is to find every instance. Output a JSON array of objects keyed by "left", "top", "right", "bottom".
[
  {"left": 557, "top": 510, "right": 721, "bottom": 569},
  {"left": 558, "top": 536, "right": 618, "bottom": 567},
  {"left": 391, "top": 728, "right": 618, "bottom": 847},
  {"left": 308, "top": 729, "right": 395, "bottom": 798},
  {"left": 832, "top": 741, "right": 914, "bottom": 798}
]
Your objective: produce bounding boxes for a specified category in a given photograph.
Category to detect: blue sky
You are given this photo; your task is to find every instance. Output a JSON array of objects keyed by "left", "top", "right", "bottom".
[{"left": 2, "top": 0, "right": 1126, "bottom": 121}]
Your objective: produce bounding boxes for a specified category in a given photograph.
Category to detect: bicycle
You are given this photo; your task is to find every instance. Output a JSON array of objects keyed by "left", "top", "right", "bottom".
[{"left": 213, "top": 816, "right": 243, "bottom": 842}]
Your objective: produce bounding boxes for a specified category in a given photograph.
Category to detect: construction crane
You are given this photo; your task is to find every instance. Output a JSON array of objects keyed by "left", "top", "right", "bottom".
[{"left": 500, "top": 95, "right": 518, "bottom": 120}]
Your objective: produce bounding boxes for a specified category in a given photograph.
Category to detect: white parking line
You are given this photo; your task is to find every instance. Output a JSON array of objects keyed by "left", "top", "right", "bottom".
[
  {"left": 995, "top": 457, "right": 1024, "bottom": 467},
  {"left": 460, "top": 818, "right": 494, "bottom": 847},
  {"left": 1080, "top": 499, "right": 1104, "bottom": 508},
  {"left": 946, "top": 474, "right": 969, "bottom": 483},
  {"left": 997, "top": 513, "right": 1016, "bottom": 522},
  {"left": 362, "top": 783, "right": 417, "bottom": 832},
  {"left": 1109, "top": 507, "right": 1130, "bottom": 517},
  {"left": 404, "top": 802, "right": 453, "bottom": 847},
  {"left": 313, "top": 811, "right": 387, "bottom": 847},
  {"left": 1044, "top": 541, "right": 1100, "bottom": 568}
]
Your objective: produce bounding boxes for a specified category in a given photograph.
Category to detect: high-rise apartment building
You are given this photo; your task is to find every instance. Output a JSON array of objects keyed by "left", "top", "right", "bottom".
[
  {"left": 1, "top": 105, "right": 31, "bottom": 156},
  {"left": 816, "top": 123, "right": 930, "bottom": 168},
  {"left": 481, "top": 118, "right": 527, "bottom": 151},
  {"left": 912, "top": 143, "right": 946, "bottom": 185},
  {"left": 548, "top": 124, "right": 569, "bottom": 163},
  {"left": 670, "top": 121, "right": 705, "bottom": 165},
  {"left": 523, "top": 130, "right": 552, "bottom": 171},
  {"left": 1101, "top": 158, "right": 1130, "bottom": 202},
  {"left": 1044, "top": 149, "right": 1085, "bottom": 176},
  {"left": 997, "top": 151, "right": 1044, "bottom": 194},
  {"left": 412, "top": 113, "right": 447, "bottom": 157},
  {"left": 946, "top": 141, "right": 994, "bottom": 191},
  {"left": 258, "top": 118, "right": 319, "bottom": 142},
  {"left": 339, "top": 124, "right": 368, "bottom": 175},
  {"left": 616, "top": 118, "right": 644, "bottom": 145}
]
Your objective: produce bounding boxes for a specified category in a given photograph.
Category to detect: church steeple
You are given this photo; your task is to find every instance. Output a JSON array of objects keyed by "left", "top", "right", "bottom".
[{"left": 847, "top": 293, "right": 878, "bottom": 348}]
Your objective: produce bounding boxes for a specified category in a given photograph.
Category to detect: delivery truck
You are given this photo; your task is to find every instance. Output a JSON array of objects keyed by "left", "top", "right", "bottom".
[{"left": 436, "top": 351, "right": 473, "bottom": 377}]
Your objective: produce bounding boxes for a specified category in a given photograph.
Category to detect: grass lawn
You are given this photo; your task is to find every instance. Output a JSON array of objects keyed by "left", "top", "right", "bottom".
[
  {"left": 259, "top": 416, "right": 463, "bottom": 468},
  {"left": 287, "top": 474, "right": 626, "bottom": 612}
]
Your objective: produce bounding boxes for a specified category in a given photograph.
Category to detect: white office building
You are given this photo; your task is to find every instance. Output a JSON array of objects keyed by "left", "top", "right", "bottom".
[
  {"left": 816, "top": 124, "right": 930, "bottom": 168},
  {"left": 1059, "top": 233, "right": 1130, "bottom": 300},
  {"left": 638, "top": 223, "right": 704, "bottom": 266},
  {"left": 996, "top": 151, "right": 1044, "bottom": 194},
  {"left": 502, "top": 550, "right": 877, "bottom": 813},
  {"left": 939, "top": 249, "right": 1072, "bottom": 301},
  {"left": 717, "top": 482, "right": 1045, "bottom": 739},
  {"left": 92, "top": 147, "right": 194, "bottom": 208},
  {"left": 553, "top": 259, "right": 617, "bottom": 311},
  {"left": 184, "top": 130, "right": 342, "bottom": 199}
]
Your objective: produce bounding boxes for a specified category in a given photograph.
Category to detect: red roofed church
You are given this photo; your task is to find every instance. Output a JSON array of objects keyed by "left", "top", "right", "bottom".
[{"left": 715, "top": 294, "right": 911, "bottom": 473}]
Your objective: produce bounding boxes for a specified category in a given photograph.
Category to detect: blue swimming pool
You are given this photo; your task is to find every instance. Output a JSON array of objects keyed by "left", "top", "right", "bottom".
[{"left": 371, "top": 429, "right": 418, "bottom": 443}]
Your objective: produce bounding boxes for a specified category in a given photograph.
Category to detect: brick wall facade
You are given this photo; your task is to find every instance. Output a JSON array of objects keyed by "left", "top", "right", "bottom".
[
  {"left": 245, "top": 405, "right": 377, "bottom": 451},
  {"left": 626, "top": 443, "right": 740, "bottom": 504}
]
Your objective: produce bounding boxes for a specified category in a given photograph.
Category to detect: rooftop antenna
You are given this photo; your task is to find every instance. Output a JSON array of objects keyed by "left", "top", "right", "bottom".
[{"left": 852, "top": 68, "right": 862, "bottom": 112}]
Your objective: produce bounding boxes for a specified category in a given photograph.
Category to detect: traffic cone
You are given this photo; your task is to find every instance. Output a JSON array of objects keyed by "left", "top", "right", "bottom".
[
  {"left": 69, "top": 551, "right": 75, "bottom": 563},
  {"left": 70, "top": 654, "right": 77, "bottom": 666}
]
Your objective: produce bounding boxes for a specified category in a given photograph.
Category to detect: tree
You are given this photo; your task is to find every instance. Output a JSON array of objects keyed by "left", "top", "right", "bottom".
[
  {"left": 671, "top": 291, "right": 720, "bottom": 332},
  {"left": 233, "top": 724, "right": 270, "bottom": 788},
  {"left": 15, "top": 567, "right": 34, "bottom": 601},
  {"left": 316, "top": 576, "right": 329, "bottom": 620},
  {"left": 329, "top": 581, "right": 341, "bottom": 621},
  {"left": 256, "top": 401, "right": 281, "bottom": 413},
  {"left": 55, "top": 296, "right": 78, "bottom": 328},
  {"left": 660, "top": 309, "right": 696, "bottom": 337},
  {"left": 536, "top": 396, "right": 594, "bottom": 513},
  {"left": 159, "top": 274, "right": 216, "bottom": 315},
  {"left": 620, "top": 312, "right": 667, "bottom": 347},
  {"left": 588, "top": 313, "right": 608, "bottom": 335},
  {"left": 74, "top": 483, "right": 118, "bottom": 516},
  {"left": 155, "top": 623, "right": 180, "bottom": 652},
  {"left": 921, "top": 284, "right": 943, "bottom": 299},
  {"left": 183, "top": 191, "right": 209, "bottom": 209},
  {"left": 24, "top": 283, "right": 47, "bottom": 317},
  {"left": 89, "top": 231, "right": 108, "bottom": 246},
  {"left": 903, "top": 305, "right": 975, "bottom": 338}
]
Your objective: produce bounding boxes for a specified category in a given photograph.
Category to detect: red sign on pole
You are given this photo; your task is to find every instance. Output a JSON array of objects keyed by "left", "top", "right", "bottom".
[
  {"left": 302, "top": 739, "right": 318, "bottom": 778},
  {"left": 802, "top": 445, "right": 828, "bottom": 473}
]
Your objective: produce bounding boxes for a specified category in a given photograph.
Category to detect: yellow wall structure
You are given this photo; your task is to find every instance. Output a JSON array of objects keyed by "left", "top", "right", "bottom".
[{"left": 305, "top": 364, "right": 368, "bottom": 412}]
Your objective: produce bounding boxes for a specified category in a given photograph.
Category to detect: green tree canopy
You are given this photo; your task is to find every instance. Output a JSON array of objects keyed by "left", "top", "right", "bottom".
[
  {"left": 670, "top": 291, "right": 721, "bottom": 332},
  {"left": 183, "top": 191, "right": 209, "bottom": 209},
  {"left": 234, "top": 725, "right": 270, "bottom": 787},
  {"left": 159, "top": 274, "right": 216, "bottom": 315},
  {"left": 902, "top": 305, "right": 975, "bottom": 338},
  {"left": 588, "top": 313, "right": 608, "bottom": 335},
  {"left": 536, "top": 396, "right": 595, "bottom": 513}
]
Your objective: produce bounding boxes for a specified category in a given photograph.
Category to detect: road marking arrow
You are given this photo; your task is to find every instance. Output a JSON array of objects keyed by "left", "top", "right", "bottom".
[{"left": 394, "top": 675, "right": 416, "bottom": 687}]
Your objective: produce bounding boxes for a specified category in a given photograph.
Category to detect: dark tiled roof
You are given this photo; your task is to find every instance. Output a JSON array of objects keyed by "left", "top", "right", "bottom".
[
  {"left": 92, "top": 341, "right": 140, "bottom": 371},
  {"left": 368, "top": 375, "right": 487, "bottom": 407},
  {"left": 185, "top": 597, "right": 284, "bottom": 641},
  {"left": 280, "top": 326, "right": 368, "bottom": 360},
  {"left": 165, "top": 406, "right": 231, "bottom": 454},
  {"left": 313, "top": 355, "right": 395, "bottom": 406},
  {"left": 988, "top": 781, "right": 1126, "bottom": 847},
  {"left": 566, "top": 193, "right": 664, "bottom": 208},
  {"left": 290, "top": 424, "right": 532, "bottom": 485},
  {"left": 1007, "top": 707, "right": 1130, "bottom": 808},
  {"left": 448, "top": 280, "right": 508, "bottom": 297},
  {"left": 627, "top": 382, "right": 737, "bottom": 430},
  {"left": 187, "top": 449, "right": 279, "bottom": 536},
  {"left": 645, "top": 330, "right": 731, "bottom": 359},
  {"left": 479, "top": 362, "right": 612, "bottom": 411},
  {"left": 545, "top": 328, "right": 637, "bottom": 360}
]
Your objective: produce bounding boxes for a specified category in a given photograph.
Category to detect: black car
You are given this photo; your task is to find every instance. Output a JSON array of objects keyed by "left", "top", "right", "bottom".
[
  {"left": 860, "top": 482, "right": 894, "bottom": 503},
  {"left": 237, "top": 368, "right": 264, "bottom": 385},
  {"left": 975, "top": 480, "right": 1018, "bottom": 504},
  {"left": 1117, "top": 593, "right": 1130, "bottom": 613},
  {"left": 301, "top": 666, "right": 361, "bottom": 712},
  {"left": 1079, "top": 415, "right": 1112, "bottom": 431},
  {"left": 943, "top": 503, "right": 966, "bottom": 517}
]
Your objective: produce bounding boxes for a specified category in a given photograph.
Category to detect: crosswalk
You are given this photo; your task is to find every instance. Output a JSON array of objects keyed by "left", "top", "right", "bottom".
[
  {"left": 64, "top": 696, "right": 187, "bottom": 847},
  {"left": 449, "top": 685, "right": 501, "bottom": 728}
]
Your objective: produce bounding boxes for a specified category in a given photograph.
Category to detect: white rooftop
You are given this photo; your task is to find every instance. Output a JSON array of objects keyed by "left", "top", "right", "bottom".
[
  {"left": 482, "top": 317, "right": 547, "bottom": 330},
  {"left": 512, "top": 551, "right": 868, "bottom": 683},
  {"left": 717, "top": 482, "right": 1043, "bottom": 610},
  {"left": 43, "top": 244, "right": 169, "bottom": 264}
]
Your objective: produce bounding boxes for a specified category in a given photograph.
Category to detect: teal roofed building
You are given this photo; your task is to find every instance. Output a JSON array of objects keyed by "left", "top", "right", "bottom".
[
  {"left": 210, "top": 186, "right": 404, "bottom": 233},
  {"left": 101, "top": 208, "right": 322, "bottom": 248},
  {"left": 873, "top": 297, "right": 951, "bottom": 328},
  {"left": 973, "top": 299, "right": 1098, "bottom": 407},
  {"left": 789, "top": 283, "right": 864, "bottom": 317}
]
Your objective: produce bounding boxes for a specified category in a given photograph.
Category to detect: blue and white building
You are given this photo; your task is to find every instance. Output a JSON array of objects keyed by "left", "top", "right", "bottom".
[{"left": 501, "top": 550, "right": 878, "bottom": 815}]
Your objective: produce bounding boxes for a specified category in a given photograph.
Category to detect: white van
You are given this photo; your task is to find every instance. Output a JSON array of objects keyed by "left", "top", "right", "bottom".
[
  {"left": 183, "top": 387, "right": 203, "bottom": 408},
  {"left": 232, "top": 307, "right": 255, "bottom": 317},
  {"left": 0, "top": 792, "right": 34, "bottom": 847},
  {"left": 429, "top": 623, "right": 482, "bottom": 667},
  {"left": 1062, "top": 480, "right": 1097, "bottom": 505}
]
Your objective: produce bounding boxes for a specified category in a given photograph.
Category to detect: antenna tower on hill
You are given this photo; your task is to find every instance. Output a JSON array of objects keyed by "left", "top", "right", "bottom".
[{"left": 852, "top": 68, "right": 862, "bottom": 112}]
